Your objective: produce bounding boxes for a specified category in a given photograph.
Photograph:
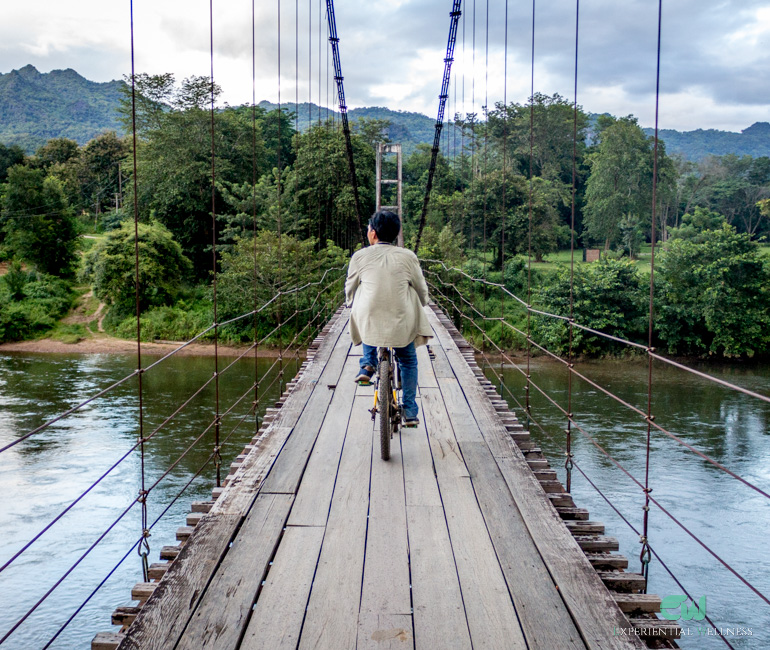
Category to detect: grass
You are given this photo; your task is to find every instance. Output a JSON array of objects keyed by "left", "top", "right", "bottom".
[{"left": 48, "top": 323, "right": 89, "bottom": 344}]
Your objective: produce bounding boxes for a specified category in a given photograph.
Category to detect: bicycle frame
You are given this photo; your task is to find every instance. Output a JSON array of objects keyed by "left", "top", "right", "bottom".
[{"left": 371, "top": 347, "right": 402, "bottom": 431}]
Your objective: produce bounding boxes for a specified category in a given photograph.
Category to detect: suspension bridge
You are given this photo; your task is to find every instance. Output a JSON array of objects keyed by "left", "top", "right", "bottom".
[
  {"left": 2, "top": 0, "right": 769, "bottom": 648},
  {"left": 96, "top": 304, "right": 666, "bottom": 650}
]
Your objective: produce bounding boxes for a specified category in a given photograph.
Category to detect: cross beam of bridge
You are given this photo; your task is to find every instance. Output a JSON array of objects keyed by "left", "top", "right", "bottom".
[{"left": 112, "top": 306, "right": 661, "bottom": 650}]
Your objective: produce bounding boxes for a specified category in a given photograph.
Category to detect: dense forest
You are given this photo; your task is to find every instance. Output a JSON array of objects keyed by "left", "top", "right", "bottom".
[{"left": 1, "top": 73, "right": 770, "bottom": 358}]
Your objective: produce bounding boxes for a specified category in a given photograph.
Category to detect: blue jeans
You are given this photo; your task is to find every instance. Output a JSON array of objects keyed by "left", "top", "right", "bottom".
[{"left": 361, "top": 342, "right": 419, "bottom": 419}]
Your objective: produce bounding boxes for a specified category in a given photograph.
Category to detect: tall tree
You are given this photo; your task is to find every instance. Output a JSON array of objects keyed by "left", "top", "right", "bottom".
[
  {"left": 583, "top": 116, "right": 673, "bottom": 249},
  {"left": 1, "top": 165, "right": 79, "bottom": 276}
]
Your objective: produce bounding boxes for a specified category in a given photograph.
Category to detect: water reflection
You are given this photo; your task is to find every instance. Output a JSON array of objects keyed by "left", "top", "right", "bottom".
[
  {"left": 484, "top": 356, "right": 770, "bottom": 649},
  {"left": 0, "top": 351, "right": 299, "bottom": 649}
]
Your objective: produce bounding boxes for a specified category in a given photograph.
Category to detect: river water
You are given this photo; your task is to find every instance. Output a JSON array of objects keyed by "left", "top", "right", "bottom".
[
  {"left": 483, "top": 356, "right": 770, "bottom": 649},
  {"left": 0, "top": 351, "right": 768, "bottom": 648},
  {"left": 0, "top": 350, "right": 299, "bottom": 650}
]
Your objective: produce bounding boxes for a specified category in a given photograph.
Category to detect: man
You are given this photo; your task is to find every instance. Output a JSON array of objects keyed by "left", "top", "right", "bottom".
[{"left": 345, "top": 210, "right": 432, "bottom": 427}]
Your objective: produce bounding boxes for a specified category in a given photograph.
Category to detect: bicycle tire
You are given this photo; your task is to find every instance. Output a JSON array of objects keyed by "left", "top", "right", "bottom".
[{"left": 379, "top": 356, "right": 391, "bottom": 461}]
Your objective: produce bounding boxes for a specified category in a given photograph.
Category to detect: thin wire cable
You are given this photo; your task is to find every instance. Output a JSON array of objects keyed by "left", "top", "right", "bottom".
[{"left": 129, "top": 0, "right": 150, "bottom": 583}]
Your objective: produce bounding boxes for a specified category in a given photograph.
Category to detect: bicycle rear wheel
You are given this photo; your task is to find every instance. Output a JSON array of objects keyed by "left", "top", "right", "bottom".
[{"left": 378, "top": 356, "right": 391, "bottom": 461}]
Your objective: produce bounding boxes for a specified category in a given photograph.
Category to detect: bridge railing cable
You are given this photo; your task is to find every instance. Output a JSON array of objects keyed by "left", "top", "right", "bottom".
[
  {"left": 422, "top": 260, "right": 770, "bottom": 638},
  {"left": 0, "top": 274, "right": 346, "bottom": 647}
]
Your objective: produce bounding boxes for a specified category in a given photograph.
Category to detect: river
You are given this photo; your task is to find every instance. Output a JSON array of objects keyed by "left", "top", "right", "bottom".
[
  {"left": 0, "top": 350, "right": 299, "bottom": 650},
  {"left": 0, "top": 351, "right": 768, "bottom": 648},
  {"left": 482, "top": 356, "right": 770, "bottom": 649}
]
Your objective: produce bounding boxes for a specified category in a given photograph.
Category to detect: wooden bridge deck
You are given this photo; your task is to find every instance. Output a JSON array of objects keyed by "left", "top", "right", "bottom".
[{"left": 115, "top": 305, "right": 653, "bottom": 650}]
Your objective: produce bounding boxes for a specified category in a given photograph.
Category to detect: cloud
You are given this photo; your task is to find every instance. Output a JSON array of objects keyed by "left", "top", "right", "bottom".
[{"left": 0, "top": 0, "right": 768, "bottom": 132}]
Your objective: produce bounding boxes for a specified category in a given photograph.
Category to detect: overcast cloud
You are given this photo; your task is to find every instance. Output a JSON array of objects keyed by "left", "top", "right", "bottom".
[{"left": 1, "top": 0, "right": 768, "bottom": 132}]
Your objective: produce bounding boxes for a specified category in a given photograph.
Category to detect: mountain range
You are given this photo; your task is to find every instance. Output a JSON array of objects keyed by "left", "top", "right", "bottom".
[{"left": 1, "top": 65, "right": 769, "bottom": 162}]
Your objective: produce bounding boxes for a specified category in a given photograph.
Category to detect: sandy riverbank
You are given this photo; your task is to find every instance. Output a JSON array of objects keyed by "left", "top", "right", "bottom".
[{"left": 0, "top": 334, "right": 289, "bottom": 358}]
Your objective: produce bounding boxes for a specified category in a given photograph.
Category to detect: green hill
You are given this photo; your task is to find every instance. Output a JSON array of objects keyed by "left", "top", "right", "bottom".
[
  {"left": 0, "top": 65, "right": 125, "bottom": 153},
  {"left": 2, "top": 64, "right": 769, "bottom": 162},
  {"left": 642, "top": 122, "right": 770, "bottom": 161},
  {"left": 258, "top": 101, "right": 443, "bottom": 156}
]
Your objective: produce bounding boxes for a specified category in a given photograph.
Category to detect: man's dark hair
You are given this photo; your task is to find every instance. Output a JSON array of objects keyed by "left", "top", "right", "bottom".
[{"left": 368, "top": 210, "right": 401, "bottom": 243}]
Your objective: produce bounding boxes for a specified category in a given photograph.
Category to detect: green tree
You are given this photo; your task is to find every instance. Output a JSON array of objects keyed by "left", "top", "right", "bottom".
[
  {"left": 656, "top": 224, "right": 770, "bottom": 356},
  {"left": 583, "top": 117, "right": 650, "bottom": 249},
  {"left": 34, "top": 138, "right": 79, "bottom": 169},
  {"left": 217, "top": 232, "right": 347, "bottom": 340},
  {"left": 0, "top": 143, "right": 25, "bottom": 182},
  {"left": 667, "top": 206, "right": 725, "bottom": 243},
  {"left": 291, "top": 122, "right": 375, "bottom": 250},
  {"left": 1, "top": 165, "right": 79, "bottom": 276},
  {"left": 534, "top": 258, "right": 648, "bottom": 355},
  {"left": 82, "top": 221, "right": 191, "bottom": 312}
]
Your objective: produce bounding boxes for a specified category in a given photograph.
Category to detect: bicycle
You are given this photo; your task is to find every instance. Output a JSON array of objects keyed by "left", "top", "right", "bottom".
[{"left": 365, "top": 347, "right": 402, "bottom": 461}]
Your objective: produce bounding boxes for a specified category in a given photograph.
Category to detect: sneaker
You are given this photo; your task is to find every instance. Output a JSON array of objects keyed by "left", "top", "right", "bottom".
[
  {"left": 403, "top": 417, "right": 419, "bottom": 428},
  {"left": 354, "top": 365, "right": 375, "bottom": 384}
]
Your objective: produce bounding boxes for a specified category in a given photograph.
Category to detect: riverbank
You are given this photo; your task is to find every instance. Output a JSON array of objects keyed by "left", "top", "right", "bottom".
[{"left": 0, "top": 334, "right": 291, "bottom": 358}]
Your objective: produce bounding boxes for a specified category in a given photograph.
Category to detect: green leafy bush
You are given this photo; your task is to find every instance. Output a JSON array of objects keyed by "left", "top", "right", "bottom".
[
  {"left": 655, "top": 225, "right": 770, "bottom": 357},
  {"left": 81, "top": 221, "right": 192, "bottom": 312},
  {"left": 0, "top": 273, "right": 74, "bottom": 341},
  {"left": 533, "top": 258, "right": 648, "bottom": 356}
]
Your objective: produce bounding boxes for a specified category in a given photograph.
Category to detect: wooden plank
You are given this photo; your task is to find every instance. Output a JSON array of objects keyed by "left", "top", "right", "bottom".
[
  {"left": 357, "top": 614, "right": 413, "bottom": 650},
  {"left": 118, "top": 514, "right": 241, "bottom": 650},
  {"left": 298, "top": 396, "right": 374, "bottom": 650},
  {"left": 359, "top": 412, "right": 411, "bottom": 617},
  {"left": 416, "top": 343, "right": 438, "bottom": 388},
  {"left": 239, "top": 526, "right": 326, "bottom": 650},
  {"left": 425, "top": 307, "right": 646, "bottom": 650},
  {"left": 613, "top": 594, "right": 661, "bottom": 614},
  {"left": 421, "top": 388, "right": 527, "bottom": 650},
  {"left": 288, "top": 357, "right": 358, "bottom": 526},
  {"left": 401, "top": 409, "right": 442, "bottom": 508},
  {"left": 407, "top": 505, "right": 471, "bottom": 650},
  {"left": 436, "top": 380, "right": 585, "bottom": 650},
  {"left": 93, "top": 632, "right": 125, "bottom": 650},
  {"left": 212, "top": 311, "right": 350, "bottom": 515},
  {"left": 174, "top": 494, "right": 294, "bottom": 650},
  {"left": 259, "top": 330, "right": 351, "bottom": 495}
]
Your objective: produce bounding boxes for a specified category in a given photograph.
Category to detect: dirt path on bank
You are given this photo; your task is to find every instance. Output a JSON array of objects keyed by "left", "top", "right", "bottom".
[{"left": 0, "top": 335, "right": 288, "bottom": 358}]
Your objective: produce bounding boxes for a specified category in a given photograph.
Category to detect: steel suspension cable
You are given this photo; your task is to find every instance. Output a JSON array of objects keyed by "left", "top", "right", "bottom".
[
  {"left": 128, "top": 0, "right": 151, "bottom": 586},
  {"left": 566, "top": 0, "right": 580, "bottom": 496},
  {"left": 525, "top": 0, "right": 536, "bottom": 424},
  {"left": 252, "top": 0, "right": 260, "bottom": 436},
  {"left": 208, "top": 0, "right": 223, "bottom": 490},
  {"left": 641, "top": 0, "right": 664, "bottom": 587},
  {"left": 413, "top": 0, "right": 462, "bottom": 252},
  {"left": 325, "top": 0, "right": 366, "bottom": 245}
]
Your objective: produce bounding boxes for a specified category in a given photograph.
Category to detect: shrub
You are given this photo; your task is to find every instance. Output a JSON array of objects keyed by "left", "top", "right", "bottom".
[{"left": 533, "top": 258, "right": 648, "bottom": 356}]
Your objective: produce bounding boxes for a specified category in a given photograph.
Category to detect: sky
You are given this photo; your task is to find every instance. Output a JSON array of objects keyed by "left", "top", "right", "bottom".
[{"left": 1, "top": 0, "right": 769, "bottom": 133}]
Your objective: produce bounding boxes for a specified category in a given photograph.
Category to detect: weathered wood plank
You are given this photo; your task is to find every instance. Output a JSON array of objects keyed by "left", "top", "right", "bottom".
[
  {"left": 259, "top": 329, "right": 351, "bottom": 495},
  {"left": 425, "top": 307, "right": 646, "bottom": 649},
  {"left": 436, "top": 379, "right": 585, "bottom": 650},
  {"left": 407, "top": 505, "right": 471, "bottom": 650},
  {"left": 356, "top": 614, "right": 414, "bottom": 650},
  {"left": 239, "top": 525, "right": 326, "bottom": 650},
  {"left": 298, "top": 396, "right": 374, "bottom": 650},
  {"left": 287, "top": 357, "right": 359, "bottom": 526},
  {"left": 401, "top": 407, "right": 442, "bottom": 509},
  {"left": 117, "top": 514, "right": 241, "bottom": 650},
  {"left": 212, "top": 311, "right": 350, "bottom": 515},
  {"left": 359, "top": 413, "right": 411, "bottom": 617},
  {"left": 174, "top": 494, "right": 294, "bottom": 650},
  {"left": 421, "top": 388, "right": 527, "bottom": 650},
  {"left": 416, "top": 343, "right": 438, "bottom": 388}
]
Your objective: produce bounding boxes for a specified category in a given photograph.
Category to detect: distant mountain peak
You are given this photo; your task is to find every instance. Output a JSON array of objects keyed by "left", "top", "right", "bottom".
[
  {"left": 742, "top": 122, "right": 770, "bottom": 136},
  {"left": 0, "top": 65, "right": 126, "bottom": 153}
]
